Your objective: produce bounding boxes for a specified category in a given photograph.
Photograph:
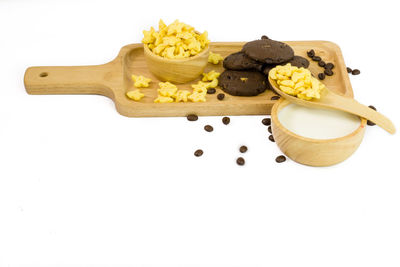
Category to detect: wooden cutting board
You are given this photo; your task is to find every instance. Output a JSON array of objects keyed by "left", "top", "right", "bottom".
[{"left": 24, "top": 41, "right": 353, "bottom": 117}]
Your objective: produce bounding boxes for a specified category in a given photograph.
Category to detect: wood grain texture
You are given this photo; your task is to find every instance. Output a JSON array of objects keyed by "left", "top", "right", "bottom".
[
  {"left": 24, "top": 41, "right": 354, "bottom": 117},
  {"left": 271, "top": 99, "right": 367, "bottom": 167}
]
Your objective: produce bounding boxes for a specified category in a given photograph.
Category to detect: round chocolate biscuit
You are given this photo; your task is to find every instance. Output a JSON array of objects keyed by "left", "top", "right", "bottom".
[
  {"left": 263, "top": 56, "right": 310, "bottom": 76},
  {"left": 285, "top": 55, "right": 310, "bottom": 68},
  {"left": 219, "top": 70, "right": 267, "bottom": 96},
  {"left": 263, "top": 65, "right": 275, "bottom": 76},
  {"left": 242, "top": 39, "right": 294, "bottom": 64},
  {"left": 223, "top": 52, "right": 264, "bottom": 72}
]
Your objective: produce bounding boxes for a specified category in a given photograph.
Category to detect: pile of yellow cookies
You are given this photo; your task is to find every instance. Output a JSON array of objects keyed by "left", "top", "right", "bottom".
[
  {"left": 127, "top": 20, "right": 225, "bottom": 103},
  {"left": 269, "top": 63, "right": 325, "bottom": 100},
  {"left": 126, "top": 70, "right": 221, "bottom": 103},
  {"left": 142, "top": 19, "right": 210, "bottom": 59}
]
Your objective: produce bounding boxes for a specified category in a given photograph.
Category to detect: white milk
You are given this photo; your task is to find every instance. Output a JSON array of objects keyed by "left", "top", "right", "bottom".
[{"left": 278, "top": 104, "right": 361, "bottom": 139}]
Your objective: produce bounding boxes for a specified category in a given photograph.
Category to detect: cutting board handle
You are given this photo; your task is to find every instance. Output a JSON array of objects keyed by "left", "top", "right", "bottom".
[{"left": 24, "top": 65, "right": 112, "bottom": 97}]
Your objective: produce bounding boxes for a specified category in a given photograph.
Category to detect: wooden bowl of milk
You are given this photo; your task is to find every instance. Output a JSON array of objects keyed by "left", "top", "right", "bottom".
[{"left": 271, "top": 99, "right": 367, "bottom": 166}]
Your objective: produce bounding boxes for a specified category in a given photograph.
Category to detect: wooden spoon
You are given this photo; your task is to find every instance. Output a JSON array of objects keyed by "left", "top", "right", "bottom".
[{"left": 268, "top": 76, "right": 396, "bottom": 134}]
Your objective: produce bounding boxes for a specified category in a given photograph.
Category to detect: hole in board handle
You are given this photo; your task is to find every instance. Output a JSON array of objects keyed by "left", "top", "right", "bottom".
[{"left": 39, "top": 72, "right": 48, "bottom": 77}]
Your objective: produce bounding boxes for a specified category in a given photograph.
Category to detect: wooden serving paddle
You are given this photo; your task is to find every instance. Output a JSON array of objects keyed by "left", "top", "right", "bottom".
[
  {"left": 23, "top": 41, "right": 363, "bottom": 117},
  {"left": 268, "top": 76, "right": 396, "bottom": 134}
]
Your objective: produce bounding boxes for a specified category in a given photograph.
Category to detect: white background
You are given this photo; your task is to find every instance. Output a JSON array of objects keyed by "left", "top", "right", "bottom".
[{"left": 1, "top": 0, "right": 399, "bottom": 266}]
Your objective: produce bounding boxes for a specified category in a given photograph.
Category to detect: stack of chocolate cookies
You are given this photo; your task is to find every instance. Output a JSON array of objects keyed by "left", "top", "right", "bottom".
[{"left": 220, "top": 36, "right": 309, "bottom": 96}]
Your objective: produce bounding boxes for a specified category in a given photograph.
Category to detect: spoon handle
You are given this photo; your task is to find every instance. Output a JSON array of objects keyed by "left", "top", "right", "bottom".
[{"left": 334, "top": 96, "right": 396, "bottom": 134}]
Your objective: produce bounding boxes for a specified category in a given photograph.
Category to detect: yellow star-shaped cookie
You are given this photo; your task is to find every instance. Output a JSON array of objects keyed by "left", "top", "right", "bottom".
[
  {"left": 126, "top": 89, "right": 145, "bottom": 101},
  {"left": 132, "top": 75, "right": 152, "bottom": 88}
]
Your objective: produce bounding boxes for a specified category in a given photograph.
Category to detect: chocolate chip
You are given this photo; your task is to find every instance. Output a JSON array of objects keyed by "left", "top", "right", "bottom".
[
  {"left": 222, "top": 116, "right": 230, "bottom": 125},
  {"left": 236, "top": 157, "right": 245, "bottom": 166},
  {"left": 367, "top": 105, "right": 376, "bottom": 126},
  {"left": 318, "top": 60, "right": 326, "bottom": 67},
  {"left": 324, "top": 68, "right": 334, "bottom": 76},
  {"left": 194, "top": 149, "right": 203, "bottom": 157},
  {"left": 261, "top": 35, "right": 269, "bottom": 40},
  {"left": 262, "top": 118, "right": 271, "bottom": 126},
  {"left": 312, "top": 56, "right": 321, "bottom": 62},
  {"left": 271, "top": 95, "right": 280, "bottom": 100},
  {"left": 318, "top": 73, "right": 325, "bottom": 80},
  {"left": 268, "top": 135, "right": 275, "bottom": 142},
  {"left": 307, "top": 49, "right": 315, "bottom": 58},
  {"left": 204, "top": 125, "right": 213, "bottom": 132},
  {"left": 347, "top": 67, "right": 352, "bottom": 73},
  {"left": 187, "top": 114, "right": 198, "bottom": 121},
  {"left": 275, "top": 155, "right": 286, "bottom": 163},
  {"left": 325, "top": 63, "right": 334, "bottom": 69},
  {"left": 352, "top": 69, "right": 360, "bottom": 75},
  {"left": 239, "top": 146, "right": 248, "bottom": 153},
  {"left": 207, "top": 88, "right": 216, "bottom": 94},
  {"left": 268, "top": 126, "right": 272, "bottom": 134},
  {"left": 217, "top": 93, "right": 225, "bottom": 100}
]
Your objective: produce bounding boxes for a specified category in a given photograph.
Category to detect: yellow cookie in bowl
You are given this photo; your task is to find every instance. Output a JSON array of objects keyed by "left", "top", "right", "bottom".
[{"left": 142, "top": 19, "right": 210, "bottom": 83}]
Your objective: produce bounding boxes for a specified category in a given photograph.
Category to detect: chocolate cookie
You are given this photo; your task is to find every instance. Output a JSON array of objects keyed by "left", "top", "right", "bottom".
[
  {"left": 242, "top": 39, "right": 294, "bottom": 64},
  {"left": 285, "top": 55, "right": 310, "bottom": 68},
  {"left": 223, "top": 52, "right": 264, "bottom": 72},
  {"left": 263, "top": 65, "right": 275, "bottom": 76},
  {"left": 263, "top": 56, "right": 310, "bottom": 76},
  {"left": 219, "top": 70, "right": 267, "bottom": 96}
]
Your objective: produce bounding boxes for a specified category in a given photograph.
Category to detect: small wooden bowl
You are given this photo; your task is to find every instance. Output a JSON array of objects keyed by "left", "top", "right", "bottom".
[
  {"left": 143, "top": 44, "right": 209, "bottom": 84},
  {"left": 271, "top": 99, "right": 367, "bottom": 166}
]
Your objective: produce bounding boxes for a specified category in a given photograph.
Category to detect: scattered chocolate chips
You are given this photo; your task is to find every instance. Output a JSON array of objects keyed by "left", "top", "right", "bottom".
[
  {"left": 204, "top": 125, "right": 214, "bottom": 132},
  {"left": 318, "top": 73, "right": 325, "bottom": 80},
  {"left": 187, "top": 114, "right": 198, "bottom": 121},
  {"left": 194, "top": 149, "right": 203, "bottom": 157},
  {"left": 275, "top": 155, "right": 286, "bottom": 163},
  {"left": 312, "top": 56, "right": 321, "bottom": 62},
  {"left": 325, "top": 63, "right": 334, "bottom": 69},
  {"left": 236, "top": 157, "right": 245, "bottom": 166},
  {"left": 207, "top": 88, "right": 216, "bottom": 94},
  {"left": 239, "top": 146, "right": 248, "bottom": 153},
  {"left": 347, "top": 67, "right": 352, "bottom": 73},
  {"left": 222, "top": 116, "right": 230, "bottom": 125},
  {"left": 217, "top": 93, "right": 225, "bottom": 100},
  {"left": 367, "top": 105, "right": 376, "bottom": 126},
  {"left": 262, "top": 118, "right": 271, "bottom": 126},
  {"left": 318, "top": 60, "right": 326, "bottom": 67},
  {"left": 307, "top": 49, "right": 315, "bottom": 58},
  {"left": 324, "top": 68, "right": 334, "bottom": 76},
  {"left": 268, "top": 126, "right": 272, "bottom": 134},
  {"left": 268, "top": 135, "right": 275, "bottom": 142},
  {"left": 271, "top": 95, "right": 280, "bottom": 100}
]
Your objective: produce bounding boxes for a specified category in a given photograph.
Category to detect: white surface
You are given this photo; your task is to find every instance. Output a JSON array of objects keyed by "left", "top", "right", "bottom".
[
  {"left": 0, "top": 0, "right": 399, "bottom": 266},
  {"left": 278, "top": 104, "right": 361, "bottom": 139}
]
